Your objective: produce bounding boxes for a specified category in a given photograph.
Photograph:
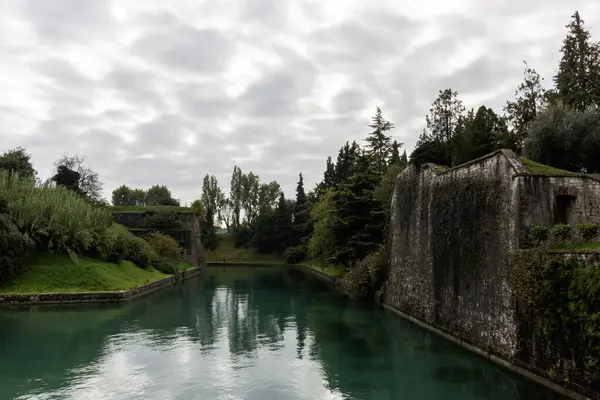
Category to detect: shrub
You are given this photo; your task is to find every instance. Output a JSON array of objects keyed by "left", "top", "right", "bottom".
[
  {"left": 145, "top": 232, "right": 182, "bottom": 261},
  {"left": 342, "top": 245, "right": 386, "bottom": 300},
  {"left": 94, "top": 223, "right": 130, "bottom": 264},
  {"left": 530, "top": 225, "right": 549, "bottom": 244},
  {"left": 0, "top": 213, "right": 32, "bottom": 285},
  {"left": 144, "top": 211, "right": 180, "bottom": 230},
  {"left": 284, "top": 246, "right": 306, "bottom": 264},
  {"left": 126, "top": 237, "right": 155, "bottom": 269},
  {"left": 576, "top": 223, "right": 598, "bottom": 242},
  {"left": 551, "top": 224, "right": 572, "bottom": 241},
  {"left": 232, "top": 226, "right": 252, "bottom": 248},
  {"left": 153, "top": 257, "right": 178, "bottom": 275},
  {"left": 0, "top": 170, "right": 112, "bottom": 253}
]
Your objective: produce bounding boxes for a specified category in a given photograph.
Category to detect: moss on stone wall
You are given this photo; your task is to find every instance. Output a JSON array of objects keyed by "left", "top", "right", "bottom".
[{"left": 510, "top": 248, "right": 600, "bottom": 393}]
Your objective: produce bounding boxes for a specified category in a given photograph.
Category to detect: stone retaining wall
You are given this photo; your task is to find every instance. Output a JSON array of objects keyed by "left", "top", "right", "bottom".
[{"left": 0, "top": 267, "right": 203, "bottom": 307}]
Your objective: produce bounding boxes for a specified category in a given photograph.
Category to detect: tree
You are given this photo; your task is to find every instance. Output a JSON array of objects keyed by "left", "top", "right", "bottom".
[
  {"left": 51, "top": 165, "right": 81, "bottom": 195},
  {"left": 523, "top": 102, "right": 600, "bottom": 173},
  {"left": 112, "top": 185, "right": 132, "bottom": 206},
  {"left": 257, "top": 181, "right": 281, "bottom": 215},
  {"left": 229, "top": 166, "right": 243, "bottom": 229},
  {"left": 389, "top": 141, "right": 401, "bottom": 166},
  {"left": 307, "top": 189, "right": 336, "bottom": 262},
  {"left": 411, "top": 89, "right": 465, "bottom": 166},
  {"left": 54, "top": 154, "right": 103, "bottom": 203},
  {"left": 452, "top": 106, "right": 507, "bottom": 165},
  {"left": 218, "top": 198, "right": 233, "bottom": 232},
  {"left": 323, "top": 156, "right": 336, "bottom": 189},
  {"left": 335, "top": 141, "right": 360, "bottom": 184},
  {"left": 504, "top": 62, "right": 547, "bottom": 150},
  {"left": 191, "top": 199, "right": 205, "bottom": 217},
  {"left": 399, "top": 151, "right": 408, "bottom": 167},
  {"left": 131, "top": 188, "right": 147, "bottom": 206},
  {"left": 241, "top": 171, "right": 260, "bottom": 225},
  {"left": 0, "top": 147, "right": 36, "bottom": 178},
  {"left": 365, "top": 106, "right": 395, "bottom": 173},
  {"left": 554, "top": 11, "right": 600, "bottom": 110},
  {"left": 146, "top": 185, "right": 179, "bottom": 206},
  {"left": 201, "top": 174, "right": 224, "bottom": 227},
  {"left": 293, "top": 173, "right": 310, "bottom": 245}
]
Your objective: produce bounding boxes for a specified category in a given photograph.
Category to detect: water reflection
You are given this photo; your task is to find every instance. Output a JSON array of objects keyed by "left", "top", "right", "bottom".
[{"left": 0, "top": 267, "right": 566, "bottom": 400}]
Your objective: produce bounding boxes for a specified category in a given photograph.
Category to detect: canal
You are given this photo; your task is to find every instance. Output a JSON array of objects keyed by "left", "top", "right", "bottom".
[{"left": 0, "top": 267, "right": 566, "bottom": 400}]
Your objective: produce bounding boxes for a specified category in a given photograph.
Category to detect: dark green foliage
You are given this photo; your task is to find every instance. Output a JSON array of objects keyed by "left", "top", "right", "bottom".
[
  {"left": 51, "top": 165, "right": 82, "bottom": 195},
  {"left": 153, "top": 257, "right": 178, "bottom": 275},
  {"left": 451, "top": 106, "right": 506, "bottom": 165},
  {"left": 284, "top": 246, "right": 306, "bottom": 264},
  {"left": 145, "top": 232, "right": 182, "bottom": 261},
  {"left": 329, "top": 154, "right": 385, "bottom": 267},
  {"left": 551, "top": 224, "right": 572, "bottom": 241},
  {"left": 530, "top": 225, "right": 550, "bottom": 244},
  {"left": 335, "top": 141, "right": 360, "bottom": 185},
  {"left": 364, "top": 106, "right": 395, "bottom": 174},
  {"left": 146, "top": 185, "right": 179, "bottom": 206},
  {"left": 112, "top": 185, "right": 147, "bottom": 206},
  {"left": 389, "top": 141, "right": 401, "bottom": 166},
  {"left": 232, "top": 225, "right": 251, "bottom": 248},
  {"left": 95, "top": 224, "right": 130, "bottom": 264},
  {"left": 323, "top": 156, "right": 336, "bottom": 188},
  {"left": 144, "top": 211, "right": 181, "bottom": 230},
  {"left": 553, "top": 11, "right": 600, "bottom": 110},
  {"left": 252, "top": 193, "right": 293, "bottom": 254},
  {"left": 0, "top": 147, "right": 36, "bottom": 178},
  {"left": 504, "top": 62, "right": 547, "bottom": 151},
  {"left": 510, "top": 250, "right": 600, "bottom": 388},
  {"left": 0, "top": 213, "right": 31, "bottom": 285},
  {"left": 341, "top": 245, "right": 386, "bottom": 300},
  {"left": 576, "top": 223, "right": 598, "bottom": 241},
  {"left": 293, "top": 173, "right": 310, "bottom": 245},
  {"left": 410, "top": 135, "right": 452, "bottom": 167},
  {"left": 54, "top": 154, "right": 103, "bottom": 204},
  {"left": 523, "top": 102, "right": 600, "bottom": 173},
  {"left": 126, "top": 237, "right": 155, "bottom": 269}
]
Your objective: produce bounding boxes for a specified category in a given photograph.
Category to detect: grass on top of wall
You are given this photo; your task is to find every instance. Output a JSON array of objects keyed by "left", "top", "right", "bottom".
[
  {"left": 551, "top": 242, "right": 600, "bottom": 251},
  {"left": 0, "top": 253, "right": 168, "bottom": 294},
  {"left": 520, "top": 158, "right": 575, "bottom": 175},
  {"left": 108, "top": 206, "right": 194, "bottom": 214}
]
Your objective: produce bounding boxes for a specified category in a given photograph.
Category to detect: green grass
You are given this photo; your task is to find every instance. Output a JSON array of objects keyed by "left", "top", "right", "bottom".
[
  {"left": 307, "top": 264, "right": 344, "bottom": 277},
  {"left": 0, "top": 253, "right": 169, "bottom": 294},
  {"left": 108, "top": 206, "right": 194, "bottom": 214},
  {"left": 430, "top": 164, "right": 450, "bottom": 173},
  {"left": 520, "top": 158, "right": 575, "bottom": 175},
  {"left": 178, "top": 262, "right": 197, "bottom": 272},
  {"left": 205, "top": 234, "right": 286, "bottom": 264},
  {"left": 551, "top": 242, "right": 600, "bottom": 251}
]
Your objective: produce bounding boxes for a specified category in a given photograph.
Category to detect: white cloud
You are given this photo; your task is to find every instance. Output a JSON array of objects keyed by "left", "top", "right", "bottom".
[{"left": 1, "top": 0, "right": 599, "bottom": 203}]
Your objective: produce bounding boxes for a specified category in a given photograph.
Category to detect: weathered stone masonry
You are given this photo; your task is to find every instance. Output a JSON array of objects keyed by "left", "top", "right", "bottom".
[{"left": 385, "top": 149, "right": 600, "bottom": 396}]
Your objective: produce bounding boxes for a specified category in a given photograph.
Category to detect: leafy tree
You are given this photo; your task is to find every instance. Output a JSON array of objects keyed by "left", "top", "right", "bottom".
[
  {"left": 523, "top": 102, "right": 600, "bottom": 173},
  {"left": 0, "top": 147, "right": 36, "bottom": 178},
  {"left": 452, "top": 106, "right": 507, "bottom": 165},
  {"left": 229, "top": 165, "right": 243, "bottom": 229},
  {"left": 307, "top": 189, "right": 336, "bottom": 262},
  {"left": 218, "top": 197, "right": 233, "bottom": 232},
  {"left": 411, "top": 89, "right": 465, "bottom": 166},
  {"left": 201, "top": 174, "right": 224, "bottom": 227},
  {"left": 112, "top": 185, "right": 133, "bottom": 206},
  {"left": 131, "top": 189, "right": 147, "bottom": 206},
  {"left": 258, "top": 181, "right": 281, "bottom": 215},
  {"left": 364, "top": 106, "right": 395, "bottom": 173},
  {"left": 191, "top": 199, "right": 205, "bottom": 217},
  {"left": 51, "top": 165, "right": 82, "bottom": 195},
  {"left": 504, "top": 62, "right": 547, "bottom": 150},
  {"left": 54, "top": 154, "right": 103, "bottom": 203},
  {"left": 241, "top": 171, "right": 260, "bottom": 225},
  {"left": 554, "top": 11, "right": 600, "bottom": 110},
  {"left": 146, "top": 185, "right": 179, "bottom": 206}
]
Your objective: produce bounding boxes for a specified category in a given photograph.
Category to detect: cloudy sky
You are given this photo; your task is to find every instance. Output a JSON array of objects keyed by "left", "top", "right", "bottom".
[{"left": 1, "top": 1, "right": 599, "bottom": 204}]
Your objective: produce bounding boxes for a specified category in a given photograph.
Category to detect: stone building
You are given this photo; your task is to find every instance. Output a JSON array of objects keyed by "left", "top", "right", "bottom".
[
  {"left": 385, "top": 149, "right": 600, "bottom": 384},
  {"left": 112, "top": 209, "right": 205, "bottom": 266}
]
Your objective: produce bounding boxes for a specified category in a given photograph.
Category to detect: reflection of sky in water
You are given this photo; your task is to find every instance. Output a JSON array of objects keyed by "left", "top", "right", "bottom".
[{"left": 3, "top": 268, "right": 566, "bottom": 400}]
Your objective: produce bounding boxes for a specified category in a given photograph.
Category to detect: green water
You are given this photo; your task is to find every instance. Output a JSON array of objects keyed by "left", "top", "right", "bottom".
[{"left": 0, "top": 267, "right": 566, "bottom": 400}]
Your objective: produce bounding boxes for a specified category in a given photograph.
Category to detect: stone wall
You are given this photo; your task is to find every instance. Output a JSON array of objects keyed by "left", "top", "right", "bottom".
[
  {"left": 386, "top": 151, "right": 520, "bottom": 358},
  {"left": 112, "top": 211, "right": 204, "bottom": 266},
  {"left": 517, "top": 174, "right": 600, "bottom": 246}
]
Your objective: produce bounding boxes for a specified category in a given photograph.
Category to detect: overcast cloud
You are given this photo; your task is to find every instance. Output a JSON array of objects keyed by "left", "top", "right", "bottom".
[{"left": 1, "top": 0, "right": 599, "bottom": 204}]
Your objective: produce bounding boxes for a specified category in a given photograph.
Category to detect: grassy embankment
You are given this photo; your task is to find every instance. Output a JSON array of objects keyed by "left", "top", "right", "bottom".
[{"left": 205, "top": 233, "right": 344, "bottom": 277}]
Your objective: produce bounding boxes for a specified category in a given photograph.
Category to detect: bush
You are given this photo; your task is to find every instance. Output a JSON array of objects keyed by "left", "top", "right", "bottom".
[
  {"left": 284, "top": 246, "right": 306, "bottom": 264},
  {"left": 94, "top": 224, "right": 131, "bottom": 264},
  {"left": 530, "top": 225, "right": 549, "bottom": 244},
  {"left": 232, "top": 226, "right": 252, "bottom": 248},
  {"left": 0, "top": 213, "right": 32, "bottom": 285},
  {"left": 0, "top": 170, "right": 112, "bottom": 253},
  {"left": 126, "top": 237, "right": 155, "bottom": 269},
  {"left": 341, "top": 245, "right": 386, "bottom": 300},
  {"left": 551, "top": 224, "right": 572, "bottom": 241},
  {"left": 576, "top": 223, "right": 598, "bottom": 242},
  {"left": 144, "top": 211, "right": 180, "bottom": 230},
  {"left": 145, "top": 232, "right": 182, "bottom": 261},
  {"left": 153, "top": 257, "right": 178, "bottom": 275}
]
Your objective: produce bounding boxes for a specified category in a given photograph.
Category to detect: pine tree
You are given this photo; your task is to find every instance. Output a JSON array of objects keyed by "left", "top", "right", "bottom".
[
  {"left": 554, "top": 11, "right": 600, "bottom": 110},
  {"left": 293, "top": 173, "right": 309, "bottom": 244},
  {"left": 365, "top": 106, "right": 394, "bottom": 174},
  {"left": 323, "top": 156, "right": 336, "bottom": 188},
  {"left": 399, "top": 151, "right": 408, "bottom": 167}
]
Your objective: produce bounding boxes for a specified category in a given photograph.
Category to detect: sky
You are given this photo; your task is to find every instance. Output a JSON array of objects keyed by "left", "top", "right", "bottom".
[{"left": 1, "top": 1, "right": 599, "bottom": 205}]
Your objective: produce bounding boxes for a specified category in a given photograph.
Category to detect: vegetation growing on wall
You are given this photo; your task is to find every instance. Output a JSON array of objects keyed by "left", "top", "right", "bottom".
[{"left": 509, "top": 249, "right": 600, "bottom": 391}]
